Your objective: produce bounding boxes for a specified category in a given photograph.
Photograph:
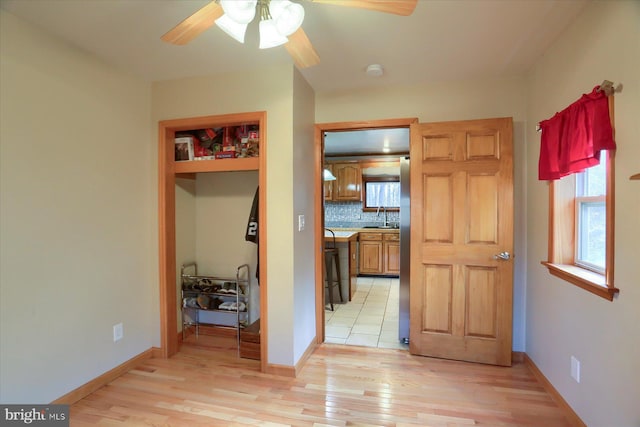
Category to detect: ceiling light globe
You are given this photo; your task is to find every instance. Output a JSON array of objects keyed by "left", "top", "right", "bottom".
[
  {"left": 220, "top": 0, "right": 257, "bottom": 25},
  {"left": 215, "top": 15, "right": 249, "bottom": 43},
  {"left": 269, "top": 0, "right": 305, "bottom": 36},
  {"left": 259, "top": 19, "right": 288, "bottom": 49}
]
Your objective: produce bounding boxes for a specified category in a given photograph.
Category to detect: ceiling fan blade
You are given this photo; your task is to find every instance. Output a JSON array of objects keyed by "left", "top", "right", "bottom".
[
  {"left": 311, "top": 0, "right": 417, "bottom": 16},
  {"left": 161, "top": 2, "right": 224, "bottom": 45},
  {"left": 285, "top": 27, "right": 320, "bottom": 69}
]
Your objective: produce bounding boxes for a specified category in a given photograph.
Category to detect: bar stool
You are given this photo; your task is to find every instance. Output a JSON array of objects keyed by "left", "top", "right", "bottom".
[{"left": 324, "top": 229, "right": 344, "bottom": 311}]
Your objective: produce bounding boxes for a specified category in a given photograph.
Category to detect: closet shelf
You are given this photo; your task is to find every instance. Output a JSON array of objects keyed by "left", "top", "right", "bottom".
[{"left": 175, "top": 157, "right": 259, "bottom": 174}]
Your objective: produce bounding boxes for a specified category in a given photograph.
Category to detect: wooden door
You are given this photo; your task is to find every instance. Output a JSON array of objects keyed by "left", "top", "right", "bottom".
[{"left": 409, "top": 117, "right": 513, "bottom": 366}]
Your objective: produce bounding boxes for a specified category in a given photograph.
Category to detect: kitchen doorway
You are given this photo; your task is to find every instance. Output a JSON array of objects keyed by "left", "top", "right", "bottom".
[{"left": 314, "top": 118, "right": 418, "bottom": 348}]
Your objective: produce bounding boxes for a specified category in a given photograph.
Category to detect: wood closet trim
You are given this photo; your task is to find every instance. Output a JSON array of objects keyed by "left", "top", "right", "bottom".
[
  {"left": 314, "top": 117, "right": 418, "bottom": 344},
  {"left": 157, "top": 112, "right": 267, "bottom": 373}
]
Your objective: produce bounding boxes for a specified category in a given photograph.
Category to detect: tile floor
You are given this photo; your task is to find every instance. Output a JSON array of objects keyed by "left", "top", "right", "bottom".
[{"left": 325, "top": 276, "right": 408, "bottom": 350}]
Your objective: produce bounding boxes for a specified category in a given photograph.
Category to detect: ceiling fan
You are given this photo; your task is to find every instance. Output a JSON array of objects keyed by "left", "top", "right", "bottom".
[{"left": 161, "top": 0, "right": 417, "bottom": 69}]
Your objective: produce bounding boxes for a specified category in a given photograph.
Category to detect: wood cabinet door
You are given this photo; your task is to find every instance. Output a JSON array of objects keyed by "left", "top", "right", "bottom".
[
  {"left": 409, "top": 117, "right": 514, "bottom": 366},
  {"left": 359, "top": 240, "right": 383, "bottom": 274},
  {"left": 384, "top": 241, "right": 400, "bottom": 275},
  {"left": 333, "top": 163, "right": 361, "bottom": 201}
]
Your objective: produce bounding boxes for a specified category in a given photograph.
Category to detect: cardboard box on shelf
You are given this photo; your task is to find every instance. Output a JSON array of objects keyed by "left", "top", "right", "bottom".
[{"left": 215, "top": 151, "right": 236, "bottom": 159}]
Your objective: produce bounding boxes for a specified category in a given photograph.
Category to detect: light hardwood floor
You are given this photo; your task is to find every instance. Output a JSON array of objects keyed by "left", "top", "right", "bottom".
[{"left": 71, "top": 336, "right": 574, "bottom": 426}]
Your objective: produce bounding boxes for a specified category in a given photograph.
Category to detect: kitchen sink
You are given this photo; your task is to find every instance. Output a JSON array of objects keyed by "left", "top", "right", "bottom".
[{"left": 363, "top": 225, "right": 399, "bottom": 229}]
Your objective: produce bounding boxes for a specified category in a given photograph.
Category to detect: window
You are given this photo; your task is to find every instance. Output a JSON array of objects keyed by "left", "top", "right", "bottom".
[
  {"left": 575, "top": 160, "right": 606, "bottom": 272},
  {"left": 543, "top": 150, "right": 618, "bottom": 300},
  {"left": 362, "top": 177, "right": 400, "bottom": 211}
]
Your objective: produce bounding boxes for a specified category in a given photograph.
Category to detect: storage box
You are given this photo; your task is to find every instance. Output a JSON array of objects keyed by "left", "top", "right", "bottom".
[
  {"left": 240, "top": 319, "right": 260, "bottom": 360},
  {"left": 215, "top": 151, "right": 236, "bottom": 159}
]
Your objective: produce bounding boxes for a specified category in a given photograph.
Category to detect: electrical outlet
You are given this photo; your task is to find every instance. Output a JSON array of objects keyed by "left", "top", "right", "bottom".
[
  {"left": 571, "top": 356, "right": 580, "bottom": 383},
  {"left": 298, "top": 214, "right": 305, "bottom": 231},
  {"left": 113, "top": 323, "right": 123, "bottom": 342}
]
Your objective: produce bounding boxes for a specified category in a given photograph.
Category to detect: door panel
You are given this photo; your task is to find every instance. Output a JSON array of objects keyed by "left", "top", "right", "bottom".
[
  {"left": 384, "top": 242, "right": 400, "bottom": 275},
  {"left": 360, "top": 241, "right": 382, "bottom": 274},
  {"left": 410, "top": 117, "right": 513, "bottom": 366},
  {"left": 424, "top": 174, "right": 454, "bottom": 243},
  {"left": 423, "top": 265, "right": 452, "bottom": 334},
  {"left": 468, "top": 173, "right": 498, "bottom": 244},
  {"left": 333, "top": 163, "right": 361, "bottom": 201}
]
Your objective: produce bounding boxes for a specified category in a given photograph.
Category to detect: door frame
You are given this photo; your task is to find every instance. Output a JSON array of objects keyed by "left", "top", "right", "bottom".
[
  {"left": 157, "top": 112, "right": 268, "bottom": 372},
  {"left": 314, "top": 118, "right": 418, "bottom": 343}
]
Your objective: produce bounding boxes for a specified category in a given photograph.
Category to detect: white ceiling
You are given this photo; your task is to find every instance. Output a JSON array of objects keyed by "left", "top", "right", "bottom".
[
  {"left": 324, "top": 128, "right": 409, "bottom": 157},
  {"left": 0, "top": 0, "right": 588, "bottom": 94}
]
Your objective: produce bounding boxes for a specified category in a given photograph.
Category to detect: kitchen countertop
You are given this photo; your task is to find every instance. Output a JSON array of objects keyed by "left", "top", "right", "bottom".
[
  {"left": 329, "top": 227, "right": 400, "bottom": 233},
  {"left": 325, "top": 227, "right": 399, "bottom": 243},
  {"left": 324, "top": 230, "right": 359, "bottom": 243}
]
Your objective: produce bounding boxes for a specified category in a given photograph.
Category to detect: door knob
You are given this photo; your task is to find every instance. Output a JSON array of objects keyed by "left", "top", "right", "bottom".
[{"left": 493, "top": 251, "right": 511, "bottom": 260}]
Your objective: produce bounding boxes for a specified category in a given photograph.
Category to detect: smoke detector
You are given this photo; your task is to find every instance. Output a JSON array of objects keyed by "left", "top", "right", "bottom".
[{"left": 366, "top": 64, "right": 384, "bottom": 77}]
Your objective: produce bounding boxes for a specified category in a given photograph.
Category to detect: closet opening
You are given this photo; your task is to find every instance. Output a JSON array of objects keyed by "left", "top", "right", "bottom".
[{"left": 158, "top": 112, "right": 267, "bottom": 372}]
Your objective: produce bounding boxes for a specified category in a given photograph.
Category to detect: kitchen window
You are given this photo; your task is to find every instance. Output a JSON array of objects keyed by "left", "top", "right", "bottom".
[
  {"left": 543, "top": 150, "right": 618, "bottom": 300},
  {"left": 362, "top": 176, "right": 400, "bottom": 211}
]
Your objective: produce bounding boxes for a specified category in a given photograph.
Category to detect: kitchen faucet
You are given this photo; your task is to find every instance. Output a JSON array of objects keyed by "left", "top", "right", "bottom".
[{"left": 377, "top": 206, "right": 388, "bottom": 227}]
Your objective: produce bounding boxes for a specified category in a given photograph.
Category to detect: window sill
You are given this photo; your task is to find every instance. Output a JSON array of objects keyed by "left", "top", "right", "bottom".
[{"left": 541, "top": 262, "right": 619, "bottom": 301}]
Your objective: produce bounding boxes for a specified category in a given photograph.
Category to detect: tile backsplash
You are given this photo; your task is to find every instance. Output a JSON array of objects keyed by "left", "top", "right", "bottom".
[{"left": 325, "top": 201, "right": 400, "bottom": 228}]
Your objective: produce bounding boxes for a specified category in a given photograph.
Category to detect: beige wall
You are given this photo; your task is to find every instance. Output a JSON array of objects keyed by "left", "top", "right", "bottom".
[
  {"left": 0, "top": 10, "right": 153, "bottom": 402},
  {"left": 525, "top": 2, "right": 640, "bottom": 426},
  {"left": 194, "top": 171, "right": 260, "bottom": 323},
  {"left": 292, "top": 68, "right": 317, "bottom": 360},
  {"left": 316, "top": 76, "right": 529, "bottom": 351}
]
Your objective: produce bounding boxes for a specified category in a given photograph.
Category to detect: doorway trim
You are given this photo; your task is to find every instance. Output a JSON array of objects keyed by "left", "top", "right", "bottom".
[
  {"left": 314, "top": 118, "right": 418, "bottom": 343},
  {"left": 157, "top": 112, "right": 267, "bottom": 372}
]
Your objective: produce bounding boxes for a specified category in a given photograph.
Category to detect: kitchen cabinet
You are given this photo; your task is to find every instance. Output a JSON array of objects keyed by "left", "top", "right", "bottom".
[
  {"left": 359, "top": 232, "right": 383, "bottom": 274},
  {"left": 383, "top": 233, "right": 400, "bottom": 275},
  {"left": 359, "top": 231, "right": 400, "bottom": 276},
  {"left": 332, "top": 162, "right": 361, "bottom": 201}
]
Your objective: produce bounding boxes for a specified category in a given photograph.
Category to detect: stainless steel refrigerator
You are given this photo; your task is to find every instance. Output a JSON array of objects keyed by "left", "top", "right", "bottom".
[{"left": 399, "top": 156, "right": 410, "bottom": 343}]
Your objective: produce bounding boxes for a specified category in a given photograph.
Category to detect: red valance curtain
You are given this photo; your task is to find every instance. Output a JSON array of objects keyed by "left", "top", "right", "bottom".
[{"left": 538, "top": 86, "right": 616, "bottom": 180}]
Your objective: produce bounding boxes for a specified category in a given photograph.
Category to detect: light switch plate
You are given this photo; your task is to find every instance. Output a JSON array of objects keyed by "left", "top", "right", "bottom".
[
  {"left": 298, "top": 214, "right": 305, "bottom": 231},
  {"left": 113, "top": 323, "right": 123, "bottom": 342},
  {"left": 571, "top": 356, "right": 580, "bottom": 383}
]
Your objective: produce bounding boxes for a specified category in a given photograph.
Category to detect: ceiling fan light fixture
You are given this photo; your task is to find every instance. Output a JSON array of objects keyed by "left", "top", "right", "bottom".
[
  {"left": 219, "top": 0, "right": 257, "bottom": 24},
  {"left": 215, "top": 14, "right": 250, "bottom": 43},
  {"left": 259, "top": 19, "right": 288, "bottom": 49},
  {"left": 269, "top": 0, "right": 305, "bottom": 36}
]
